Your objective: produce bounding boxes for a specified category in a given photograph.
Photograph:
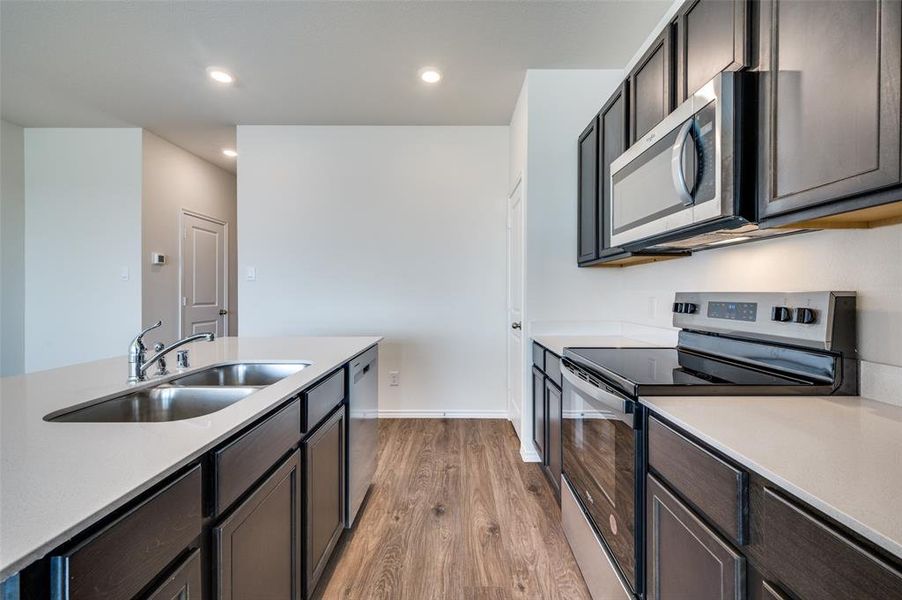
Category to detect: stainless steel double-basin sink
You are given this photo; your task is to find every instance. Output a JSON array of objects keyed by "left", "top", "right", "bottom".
[{"left": 46, "top": 363, "right": 309, "bottom": 423}]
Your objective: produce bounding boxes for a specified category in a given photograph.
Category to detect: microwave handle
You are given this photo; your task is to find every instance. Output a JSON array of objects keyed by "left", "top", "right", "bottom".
[{"left": 671, "top": 120, "right": 694, "bottom": 206}]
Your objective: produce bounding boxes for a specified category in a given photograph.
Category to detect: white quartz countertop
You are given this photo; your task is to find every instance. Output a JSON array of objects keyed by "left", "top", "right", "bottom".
[
  {"left": 641, "top": 394, "right": 902, "bottom": 560},
  {"left": 0, "top": 336, "right": 381, "bottom": 579},
  {"left": 532, "top": 335, "right": 659, "bottom": 356}
]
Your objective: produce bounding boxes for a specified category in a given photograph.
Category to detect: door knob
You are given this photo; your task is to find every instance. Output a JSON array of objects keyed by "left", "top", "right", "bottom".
[
  {"left": 511, "top": 322, "right": 522, "bottom": 330},
  {"left": 219, "top": 309, "right": 228, "bottom": 315}
]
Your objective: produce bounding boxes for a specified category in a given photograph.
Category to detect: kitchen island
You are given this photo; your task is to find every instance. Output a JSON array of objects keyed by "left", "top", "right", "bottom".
[{"left": 0, "top": 335, "right": 380, "bottom": 598}]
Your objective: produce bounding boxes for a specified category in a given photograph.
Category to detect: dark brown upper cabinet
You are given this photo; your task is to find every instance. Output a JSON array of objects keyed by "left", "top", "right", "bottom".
[
  {"left": 577, "top": 117, "right": 599, "bottom": 264},
  {"left": 629, "top": 27, "right": 673, "bottom": 145},
  {"left": 674, "top": 0, "right": 749, "bottom": 103},
  {"left": 597, "top": 83, "right": 628, "bottom": 256},
  {"left": 758, "top": 0, "right": 902, "bottom": 222}
]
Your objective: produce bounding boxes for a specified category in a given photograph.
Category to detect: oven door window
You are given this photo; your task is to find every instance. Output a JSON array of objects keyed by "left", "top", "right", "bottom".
[{"left": 562, "top": 380, "right": 637, "bottom": 590}]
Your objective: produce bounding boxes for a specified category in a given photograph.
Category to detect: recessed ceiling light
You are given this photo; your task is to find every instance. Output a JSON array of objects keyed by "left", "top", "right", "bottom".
[
  {"left": 207, "top": 67, "right": 235, "bottom": 85},
  {"left": 222, "top": 149, "right": 238, "bottom": 158},
  {"left": 418, "top": 67, "right": 442, "bottom": 84}
]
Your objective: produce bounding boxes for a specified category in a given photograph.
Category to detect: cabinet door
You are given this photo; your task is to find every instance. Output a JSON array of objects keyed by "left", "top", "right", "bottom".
[
  {"left": 647, "top": 475, "right": 745, "bottom": 600},
  {"left": 215, "top": 451, "right": 301, "bottom": 600},
  {"left": 759, "top": 0, "right": 901, "bottom": 218},
  {"left": 577, "top": 117, "right": 599, "bottom": 263},
  {"left": 629, "top": 28, "right": 673, "bottom": 144},
  {"left": 675, "top": 0, "right": 748, "bottom": 103},
  {"left": 532, "top": 367, "right": 546, "bottom": 461},
  {"left": 545, "top": 379, "right": 562, "bottom": 496},
  {"left": 304, "top": 407, "right": 346, "bottom": 598},
  {"left": 760, "top": 487, "right": 902, "bottom": 600},
  {"left": 146, "top": 549, "right": 202, "bottom": 600},
  {"left": 597, "top": 83, "right": 627, "bottom": 255}
]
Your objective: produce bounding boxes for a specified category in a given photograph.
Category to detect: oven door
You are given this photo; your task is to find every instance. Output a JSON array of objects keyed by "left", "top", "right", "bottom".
[
  {"left": 610, "top": 73, "right": 735, "bottom": 249},
  {"left": 562, "top": 364, "right": 640, "bottom": 594}
]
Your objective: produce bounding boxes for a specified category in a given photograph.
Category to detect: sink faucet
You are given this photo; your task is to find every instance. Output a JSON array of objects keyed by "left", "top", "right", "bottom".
[{"left": 128, "top": 321, "right": 215, "bottom": 383}]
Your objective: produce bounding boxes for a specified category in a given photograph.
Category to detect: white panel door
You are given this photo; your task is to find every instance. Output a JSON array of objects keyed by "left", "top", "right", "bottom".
[
  {"left": 181, "top": 212, "right": 227, "bottom": 337},
  {"left": 507, "top": 182, "right": 524, "bottom": 433}
]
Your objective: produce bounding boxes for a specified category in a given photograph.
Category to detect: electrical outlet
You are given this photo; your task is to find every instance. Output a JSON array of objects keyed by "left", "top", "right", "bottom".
[
  {"left": 389, "top": 370, "right": 400, "bottom": 386},
  {"left": 246, "top": 266, "right": 256, "bottom": 281}
]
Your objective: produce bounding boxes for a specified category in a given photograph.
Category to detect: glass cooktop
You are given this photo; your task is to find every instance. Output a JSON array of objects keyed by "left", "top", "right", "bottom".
[{"left": 564, "top": 346, "right": 817, "bottom": 396}]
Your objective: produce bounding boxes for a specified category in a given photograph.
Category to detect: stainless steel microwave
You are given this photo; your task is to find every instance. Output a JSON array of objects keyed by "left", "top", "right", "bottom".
[{"left": 609, "top": 72, "right": 756, "bottom": 250}]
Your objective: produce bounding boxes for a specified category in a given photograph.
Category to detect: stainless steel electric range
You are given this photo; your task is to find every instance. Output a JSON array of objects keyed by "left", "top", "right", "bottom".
[{"left": 559, "top": 291, "right": 858, "bottom": 600}]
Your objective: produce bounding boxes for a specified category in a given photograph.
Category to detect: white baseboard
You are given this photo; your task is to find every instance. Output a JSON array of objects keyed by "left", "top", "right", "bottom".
[
  {"left": 520, "top": 445, "right": 541, "bottom": 463},
  {"left": 377, "top": 409, "right": 508, "bottom": 419}
]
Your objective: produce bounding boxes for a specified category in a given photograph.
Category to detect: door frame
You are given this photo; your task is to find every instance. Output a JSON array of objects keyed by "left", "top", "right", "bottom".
[
  {"left": 178, "top": 209, "right": 230, "bottom": 338},
  {"left": 506, "top": 175, "right": 527, "bottom": 439}
]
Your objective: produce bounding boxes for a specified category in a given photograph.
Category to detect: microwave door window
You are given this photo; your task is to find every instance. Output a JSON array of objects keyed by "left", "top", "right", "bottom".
[{"left": 611, "top": 122, "right": 690, "bottom": 236}]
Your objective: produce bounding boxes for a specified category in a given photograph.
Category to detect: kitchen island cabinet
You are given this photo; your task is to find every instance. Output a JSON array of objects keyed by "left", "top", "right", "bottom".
[{"left": 0, "top": 338, "right": 380, "bottom": 600}]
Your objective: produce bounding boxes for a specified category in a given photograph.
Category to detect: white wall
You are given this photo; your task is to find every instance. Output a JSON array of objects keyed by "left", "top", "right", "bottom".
[
  {"left": 592, "top": 225, "right": 902, "bottom": 368},
  {"left": 1, "top": 120, "right": 26, "bottom": 376},
  {"left": 24, "top": 129, "right": 142, "bottom": 372},
  {"left": 523, "top": 70, "right": 625, "bottom": 325},
  {"left": 237, "top": 126, "right": 509, "bottom": 416},
  {"left": 141, "top": 131, "right": 237, "bottom": 348},
  {"left": 510, "top": 70, "right": 624, "bottom": 457}
]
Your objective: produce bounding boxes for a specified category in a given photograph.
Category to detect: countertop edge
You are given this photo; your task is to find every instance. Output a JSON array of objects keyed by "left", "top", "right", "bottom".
[
  {"left": 641, "top": 398, "right": 902, "bottom": 561},
  {"left": 0, "top": 337, "right": 381, "bottom": 581}
]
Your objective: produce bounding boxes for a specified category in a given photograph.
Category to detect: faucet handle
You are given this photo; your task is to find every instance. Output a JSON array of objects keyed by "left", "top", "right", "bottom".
[
  {"left": 132, "top": 320, "right": 163, "bottom": 350},
  {"left": 177, "top": 350, "right": 190, "bottom": 369}
]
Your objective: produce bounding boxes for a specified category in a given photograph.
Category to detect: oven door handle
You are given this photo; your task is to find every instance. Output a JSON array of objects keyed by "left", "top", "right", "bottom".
[{"left": 563, "top": 365, "right": 635, "bottom": 428}]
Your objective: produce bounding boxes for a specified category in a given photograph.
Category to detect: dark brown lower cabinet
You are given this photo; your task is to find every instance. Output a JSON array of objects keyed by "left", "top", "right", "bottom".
[
  {"left": 215, "top": 451, "right": 301, "bottom": 600},
  {"left": 760, "top": 487, "right": 902, "bottom": 600},
  {"left": 544, "top": 378, "right": 562, "bottom": 496},
  {"left": 647, "top": 474, "right": 745, "bottom": 600},
  {"left": 146, "top": 549, "right": 202, "bottom": 600},
  {"left": 532, "top": 367, "right": 546, "bottom": 462},
  {"left": 50, "top": 465, "right": 202, "bottom": 600},
  {"left": 304, "top": 408, "right": 346, "bottom": 598}
]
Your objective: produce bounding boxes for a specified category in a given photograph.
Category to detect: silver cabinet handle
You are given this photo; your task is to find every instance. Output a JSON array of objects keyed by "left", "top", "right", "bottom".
[
  {"left": 511, "top": 322, "right": 522, "bottom": 330},
  {"left": 671, "top": 120, "right": 695, "bottom": 207}
]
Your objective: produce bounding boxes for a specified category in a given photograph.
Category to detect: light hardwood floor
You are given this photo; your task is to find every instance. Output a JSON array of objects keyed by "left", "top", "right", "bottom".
[{"left": 315, "top": 419, "right": 592, "bottom": 600}]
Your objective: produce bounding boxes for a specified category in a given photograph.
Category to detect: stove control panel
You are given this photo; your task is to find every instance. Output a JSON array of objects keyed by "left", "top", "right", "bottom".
[
  {"left": 707, "top": 301, "right": 757, "bottom": 322},
  {"left": 672, "top": 291, "right": 856, "bottom": 351}
]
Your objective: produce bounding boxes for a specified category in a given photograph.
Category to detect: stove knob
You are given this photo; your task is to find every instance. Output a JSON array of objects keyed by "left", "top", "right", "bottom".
[
  {"left": 672, "top": 302, "right": 682, "bottom": 313},
  {"left": 794, "top": 307, "right": 818, "bottom": 324},
  {"left": 771, "top": 306, "right": 792, "bottom": 322},
  {"left": 683, "top": 302, "right": 698, "bottom": 314}
]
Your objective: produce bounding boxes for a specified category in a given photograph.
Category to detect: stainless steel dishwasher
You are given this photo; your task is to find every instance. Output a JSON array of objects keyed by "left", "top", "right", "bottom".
[{"left": 346, "top": 345, "right": 378, "bottom": 527}]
